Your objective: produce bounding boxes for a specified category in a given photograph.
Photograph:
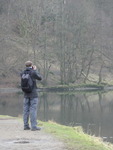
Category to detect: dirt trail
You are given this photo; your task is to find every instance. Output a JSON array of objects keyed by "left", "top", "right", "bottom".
[{"left": 0, "top": 119, "right": 67, "bottom": 150}]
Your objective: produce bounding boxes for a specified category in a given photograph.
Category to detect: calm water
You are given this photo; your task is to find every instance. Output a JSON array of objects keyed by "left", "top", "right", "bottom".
[{"left": 1, "top": 90, "right": 113, "bottom": 143}]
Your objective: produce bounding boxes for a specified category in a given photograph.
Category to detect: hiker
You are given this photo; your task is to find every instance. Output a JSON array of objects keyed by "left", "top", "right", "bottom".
[{"left": 20, "top": 61, "right": 42, "bottom": 131}]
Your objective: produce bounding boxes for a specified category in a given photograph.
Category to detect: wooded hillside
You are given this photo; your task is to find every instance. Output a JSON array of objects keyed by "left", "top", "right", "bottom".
[{"left": 0, "top": 0, "right": 113, "bottom": 87}]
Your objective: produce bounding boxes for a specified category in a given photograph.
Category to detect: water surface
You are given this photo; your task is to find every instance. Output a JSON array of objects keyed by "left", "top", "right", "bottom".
[{"left": 0, "top": 90, "right": 113, "bottom": 143}]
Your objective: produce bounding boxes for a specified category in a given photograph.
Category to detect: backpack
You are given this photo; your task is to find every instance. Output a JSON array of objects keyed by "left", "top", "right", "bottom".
[{"left": 21, "top": 70, "right": 34, "bottom": 93}]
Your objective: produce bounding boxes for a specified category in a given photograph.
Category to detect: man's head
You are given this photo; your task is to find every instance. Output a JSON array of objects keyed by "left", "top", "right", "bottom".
[{"left": 25, "top": 61, "right": 33, "bottom": 67}]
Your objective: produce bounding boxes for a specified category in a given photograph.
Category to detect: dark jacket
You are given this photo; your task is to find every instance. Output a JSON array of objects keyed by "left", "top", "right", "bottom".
[{"left": 21, "top": 67, "right": 42, "bottom": 98}]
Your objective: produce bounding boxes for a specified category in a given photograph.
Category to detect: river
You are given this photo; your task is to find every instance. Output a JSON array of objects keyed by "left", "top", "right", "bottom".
[{"left": 0, "top": 89, "right": 113, "bottom": 143}]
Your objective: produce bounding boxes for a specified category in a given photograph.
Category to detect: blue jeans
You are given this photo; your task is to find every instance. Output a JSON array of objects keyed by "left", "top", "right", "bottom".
[{"left": 23, "top": 97, "right": 38, "bottom": 129}]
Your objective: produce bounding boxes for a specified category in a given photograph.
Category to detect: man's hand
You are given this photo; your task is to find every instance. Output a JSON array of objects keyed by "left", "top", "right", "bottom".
[{"left": 32, "top": 65, "right": 37, "bottom": 70}]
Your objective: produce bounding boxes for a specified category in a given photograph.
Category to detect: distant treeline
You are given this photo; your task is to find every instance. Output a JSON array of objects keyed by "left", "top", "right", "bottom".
[{"left": 0, "top": 0, "right": 113, "bottom": 86}]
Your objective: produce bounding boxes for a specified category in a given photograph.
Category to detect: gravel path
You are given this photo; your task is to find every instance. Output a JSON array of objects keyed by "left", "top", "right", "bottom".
[{"left": 0, "top": 119, "right": 67, "bottom": 150}]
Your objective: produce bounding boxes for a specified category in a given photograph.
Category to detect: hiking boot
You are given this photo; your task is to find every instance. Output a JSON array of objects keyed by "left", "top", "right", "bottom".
[
  {"left": 24, "top": 126, "right": 30, "bottom": 130},
  {"left": 31, "top": 127, "right": 41, "bottom": 131}
]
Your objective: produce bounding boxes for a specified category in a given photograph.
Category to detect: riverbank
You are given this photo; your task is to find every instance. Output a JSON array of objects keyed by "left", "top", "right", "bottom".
[
  {"left": 42, "top": 121, "right": 113, "bottom": 150},
  {"left": 0, "top": 116, "right": 113, "bottom": 150},
  {"left": 1, "top": 83, "right": 113, "bottom": 93},
  {"left": 40, "top": 83, "right": 113, "bottom": 92}
]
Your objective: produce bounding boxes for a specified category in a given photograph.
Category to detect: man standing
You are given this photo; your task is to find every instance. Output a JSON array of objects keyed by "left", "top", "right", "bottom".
[{"left": 21, "top": 61, "right": 42, "bottom": 131}]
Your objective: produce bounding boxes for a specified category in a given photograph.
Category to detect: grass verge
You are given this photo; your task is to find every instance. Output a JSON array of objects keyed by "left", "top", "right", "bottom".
[
  {"left": 0, "top": 115, "right": 15, "bottom": 119},
  {"left": 40, "top": 121, "right": 113, "bottom": 150}
]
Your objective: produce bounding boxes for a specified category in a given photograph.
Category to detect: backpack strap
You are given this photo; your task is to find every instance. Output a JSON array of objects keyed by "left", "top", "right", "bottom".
[{"left": 24, "top": 69, "right": 34, "bottom": 87}]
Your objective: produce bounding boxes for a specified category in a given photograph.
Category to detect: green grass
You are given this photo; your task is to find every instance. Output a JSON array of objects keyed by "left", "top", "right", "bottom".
[
  {"left": 0, "top": 115, "right": 14, "bottom": 118},
  {"left": 43, "top": 83, "right": 106, "bottom": 90},
  {"left": 40, "top": 121, "right": 113, "bottom": 150}
]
